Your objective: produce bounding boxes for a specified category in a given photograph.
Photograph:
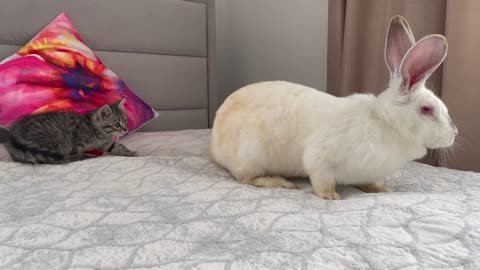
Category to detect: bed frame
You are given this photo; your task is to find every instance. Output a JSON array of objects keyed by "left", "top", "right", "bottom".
[{"left": 0, "top": 0, "right": 217, "bottom": 131}]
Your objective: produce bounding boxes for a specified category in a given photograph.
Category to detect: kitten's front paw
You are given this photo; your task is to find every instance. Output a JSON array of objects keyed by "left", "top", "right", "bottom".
[
  {"left": 109, "top": 143, "right": 137, "bottom": 157},
  {"left": 124, "top": 151, "right": 137, "bottom": 157}
]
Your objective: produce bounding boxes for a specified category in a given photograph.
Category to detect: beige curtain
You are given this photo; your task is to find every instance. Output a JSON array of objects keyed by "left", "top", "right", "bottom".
[{"left": 328, "top": 0, "right": 480, "bottom": 171}]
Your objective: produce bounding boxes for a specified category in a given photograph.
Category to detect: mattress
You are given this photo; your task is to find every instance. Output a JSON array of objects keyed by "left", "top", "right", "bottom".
[{"left": 0, "top": 129, "right": 478, "bottom": 269}]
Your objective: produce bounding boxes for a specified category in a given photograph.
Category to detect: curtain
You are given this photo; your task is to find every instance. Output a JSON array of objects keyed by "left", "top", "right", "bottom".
[{"left": 328, "top": 0, "right": 479, "bottom": 171}]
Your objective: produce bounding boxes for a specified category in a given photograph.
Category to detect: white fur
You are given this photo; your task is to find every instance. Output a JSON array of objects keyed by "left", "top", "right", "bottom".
[{"left": 209, "top": 16, "right": 457, "bottom": 199}]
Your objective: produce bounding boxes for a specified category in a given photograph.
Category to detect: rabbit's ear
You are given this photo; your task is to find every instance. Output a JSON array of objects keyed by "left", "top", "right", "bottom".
[
  {"left": 385, "top": 15, "right": 416, "bottom": 76},
  {"left": 399, "top": 34, "right": 447, "bottom": 92}
]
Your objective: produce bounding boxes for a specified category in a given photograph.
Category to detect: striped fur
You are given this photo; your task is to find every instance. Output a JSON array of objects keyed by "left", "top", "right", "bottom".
[{"left": 3, "top": 99, "right": 136, "bottom": 164}]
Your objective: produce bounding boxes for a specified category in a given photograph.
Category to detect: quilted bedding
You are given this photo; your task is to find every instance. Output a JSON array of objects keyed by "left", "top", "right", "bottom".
[{"left": 0, "top": 129, "right": 479, "bottom": 270}]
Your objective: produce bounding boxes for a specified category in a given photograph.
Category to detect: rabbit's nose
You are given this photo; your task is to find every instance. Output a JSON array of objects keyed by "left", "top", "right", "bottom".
[
  {"left": 453, "top": 126, "right": 459, "bottom": 136},
  {"left": 449, "top": 118, "right": 458, "bottom": 136}
]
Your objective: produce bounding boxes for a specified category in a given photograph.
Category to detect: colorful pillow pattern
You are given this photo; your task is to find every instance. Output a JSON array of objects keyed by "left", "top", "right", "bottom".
[{"left": 0, "top": 13, "right": 157, "bottom": 134}]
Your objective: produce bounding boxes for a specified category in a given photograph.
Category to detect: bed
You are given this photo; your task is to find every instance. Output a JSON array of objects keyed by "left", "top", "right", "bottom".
[{"left": 0, "top": 1, "right": 479, "bottom": 269}]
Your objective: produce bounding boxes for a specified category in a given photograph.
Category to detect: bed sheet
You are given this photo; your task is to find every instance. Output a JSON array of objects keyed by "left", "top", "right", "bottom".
[{"left": 0, "top": 130, "right": 479, "bottom": 269}]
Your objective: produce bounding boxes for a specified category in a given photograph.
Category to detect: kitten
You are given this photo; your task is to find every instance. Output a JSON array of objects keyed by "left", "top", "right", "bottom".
[{"left": 0, "top": 98, "right": 136, "bottom": 164}]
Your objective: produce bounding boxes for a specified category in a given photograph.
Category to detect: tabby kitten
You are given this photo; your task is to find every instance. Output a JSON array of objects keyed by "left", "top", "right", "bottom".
[{"left": 1, "top": 98, "right": 136, "bottom": 164}]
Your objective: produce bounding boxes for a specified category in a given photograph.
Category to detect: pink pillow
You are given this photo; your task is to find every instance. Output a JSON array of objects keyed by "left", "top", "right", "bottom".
[{"left": 0, "top": 13, "right": 157, "bottom": 136}]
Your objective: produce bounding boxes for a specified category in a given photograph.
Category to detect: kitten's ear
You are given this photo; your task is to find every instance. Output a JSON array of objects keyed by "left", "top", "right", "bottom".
[
  {"left": 94, "top": 104, "right": 112, "bottom": 122},
  {"left": 117, "top": 98, "right": 126, "bottom": 110}
]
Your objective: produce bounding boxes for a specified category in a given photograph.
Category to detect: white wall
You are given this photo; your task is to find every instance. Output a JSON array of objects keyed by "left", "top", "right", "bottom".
[{"left": 216, "top": 0, "right": 329, "bottom": 101}]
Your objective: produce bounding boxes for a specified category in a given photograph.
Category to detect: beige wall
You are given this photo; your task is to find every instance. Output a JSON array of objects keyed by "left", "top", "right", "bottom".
[{"left": 216, "top": 0, "right": 329, "bottom": 101}]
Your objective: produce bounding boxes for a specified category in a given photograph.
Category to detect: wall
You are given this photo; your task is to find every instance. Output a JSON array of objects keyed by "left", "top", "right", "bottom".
[{"left": 215, "top": 0, "right": 329, "bottom": 101}]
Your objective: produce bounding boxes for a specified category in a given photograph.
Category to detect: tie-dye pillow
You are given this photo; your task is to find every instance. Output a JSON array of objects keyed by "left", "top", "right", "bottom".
[{"left": 0, "top": 13, "right": 157, "bottom": 141}]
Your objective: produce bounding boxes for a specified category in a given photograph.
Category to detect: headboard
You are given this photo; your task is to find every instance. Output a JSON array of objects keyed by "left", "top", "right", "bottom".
[{"left": 0, "top": 0, "right": 217, "bottom": 131}]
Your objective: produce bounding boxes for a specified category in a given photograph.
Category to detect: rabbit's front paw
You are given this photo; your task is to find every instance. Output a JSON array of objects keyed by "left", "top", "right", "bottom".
[
  {"left": 317, "top": 191, "right": 341, "bottom": 200},
  {"left": 250, "top": 176, "right": 299, "bottom": 189},
  {"left": 311, "top": 173, "right": 339, "bottom": 199},
  {"left": 356, "top": 183, "right": 391, "bottom": 193}
]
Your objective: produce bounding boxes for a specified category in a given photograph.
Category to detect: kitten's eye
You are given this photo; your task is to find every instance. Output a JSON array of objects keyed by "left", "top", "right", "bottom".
[
  {"left": 420, "top": 106, "right": 434, "bottom": 116},
  {"left": 115, "top": 123, "right": 121, "bottom": 128}
]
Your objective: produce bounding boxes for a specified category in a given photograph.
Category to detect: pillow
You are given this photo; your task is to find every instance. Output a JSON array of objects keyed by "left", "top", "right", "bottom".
[{"left": 0, "top": 13, "right": 157, "bottom": 137}]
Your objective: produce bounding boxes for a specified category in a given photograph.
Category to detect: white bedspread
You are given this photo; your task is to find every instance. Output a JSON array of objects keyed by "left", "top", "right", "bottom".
[{"left": 0, "top": 130, "right": 479, "bottom": 269}]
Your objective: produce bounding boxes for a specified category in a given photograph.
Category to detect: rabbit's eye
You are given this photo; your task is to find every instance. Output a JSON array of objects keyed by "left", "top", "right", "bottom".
[{"left": 420, "top": 106, "right": 434, "bottom": 116}]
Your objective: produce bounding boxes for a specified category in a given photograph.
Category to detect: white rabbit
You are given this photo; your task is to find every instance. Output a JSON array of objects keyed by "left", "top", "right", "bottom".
[{"left": 209, "top": 15, "right": 458, "bottom": 199}]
